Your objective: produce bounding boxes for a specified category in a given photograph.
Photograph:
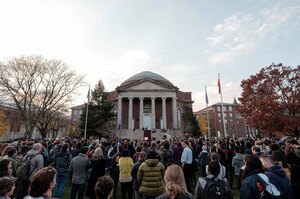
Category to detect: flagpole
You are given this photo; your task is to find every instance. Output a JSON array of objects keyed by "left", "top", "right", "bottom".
[
  {"left": 218, "top": 73, "right": 227, "bottom": 138},
  {"left": 84, "top": 85, "right": 90, "bottom": 139},
  {"left": 205, "top": 85, "right": 211, "bottom": 140}
]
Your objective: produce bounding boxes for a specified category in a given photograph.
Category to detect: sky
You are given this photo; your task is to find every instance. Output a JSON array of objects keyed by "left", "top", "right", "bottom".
[{"left": 0, "top": 0, "right": 299, "bottom": 111}]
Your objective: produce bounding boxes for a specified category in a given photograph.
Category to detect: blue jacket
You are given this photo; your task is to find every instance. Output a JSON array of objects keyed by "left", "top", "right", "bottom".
[
  {"left": 266, "top": 165, "right": 293, "bottom": 199},
  {"left": 240, "top": 169, "right": 262, "bottom": 199}
]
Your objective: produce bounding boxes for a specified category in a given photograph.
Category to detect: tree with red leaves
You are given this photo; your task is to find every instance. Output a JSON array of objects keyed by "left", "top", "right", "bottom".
[{"left": 239, "top": 63, "right": 300, "bottom": 137}]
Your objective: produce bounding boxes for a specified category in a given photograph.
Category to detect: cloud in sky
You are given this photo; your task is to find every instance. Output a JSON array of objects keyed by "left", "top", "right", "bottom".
[
  {"left": 0, "top": 1, "right": 299, "bottom": 111},
  {"left": 208, "top": 4, "right": 300, "bottom": 66}
]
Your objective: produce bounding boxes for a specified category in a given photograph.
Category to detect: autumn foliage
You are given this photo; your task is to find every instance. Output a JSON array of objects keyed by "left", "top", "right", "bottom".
[{"left": 239, "top": 63, "right": 300, "bottom": 137}]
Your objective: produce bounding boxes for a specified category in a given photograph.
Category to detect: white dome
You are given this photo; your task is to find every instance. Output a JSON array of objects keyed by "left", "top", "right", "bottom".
[{"left": 121, "top": 71, "right": 173, "bottom": 86}]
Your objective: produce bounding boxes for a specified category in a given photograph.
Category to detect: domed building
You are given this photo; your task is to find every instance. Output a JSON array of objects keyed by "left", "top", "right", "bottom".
[{"left": 105, "top": 71, "right": 194, "bottom": 138}]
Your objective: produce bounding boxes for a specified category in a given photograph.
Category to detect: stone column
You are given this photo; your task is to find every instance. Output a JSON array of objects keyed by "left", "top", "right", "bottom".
[
  {"left": 128, "top": 97, "right": 133, "bottom": 130},
  {"left": 178, "top": 109, "right": 181, "bottom": 128},
  {"left": 172, "top": 97, "right": 177, "bottom": 129},
  {"left": 162, "top": 97, "right": 167, "bottom": 129},
  {"left": 139, "top": 97, "right": 144, "bottom": 129},
  {"left": 151, "top": 97, "right": 156, "bottom": 129},
  {"left": 117, "top": 97, "right": 122, "bottom": 129}
]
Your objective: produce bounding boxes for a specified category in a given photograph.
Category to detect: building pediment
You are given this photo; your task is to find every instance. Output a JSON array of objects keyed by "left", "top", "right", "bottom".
[{"left": 116, "top": 78, "right": 178, "bottom": 92}]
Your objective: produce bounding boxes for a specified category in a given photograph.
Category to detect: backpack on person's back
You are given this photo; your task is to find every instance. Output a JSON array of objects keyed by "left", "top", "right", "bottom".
[
  {"left": 200, "top": 177, "right": 234, "bottom": 199},
  {"left": 256, "top": 173, "right": 283, "bottom": 199},
  {"left": 16, "top": 154, "right": 37, "bottom": 180}
]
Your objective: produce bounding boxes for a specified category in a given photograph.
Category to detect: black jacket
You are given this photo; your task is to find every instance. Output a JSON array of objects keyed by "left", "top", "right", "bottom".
[{"left": 54, "top": 150, "right": 72, "bottom": 173}]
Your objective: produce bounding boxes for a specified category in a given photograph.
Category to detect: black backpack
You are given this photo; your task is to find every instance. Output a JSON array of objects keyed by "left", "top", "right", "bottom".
[{"left": 202, "top": 177, "right": 233, "bottom": 199}]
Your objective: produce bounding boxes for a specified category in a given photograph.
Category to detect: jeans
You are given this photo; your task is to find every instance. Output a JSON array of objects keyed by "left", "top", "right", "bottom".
[
  {"left": 70, "top": 183, "right": 86, "bottom": 199},
  {"left": 54, "top": 172, "right": 69, "bottom": 198}
]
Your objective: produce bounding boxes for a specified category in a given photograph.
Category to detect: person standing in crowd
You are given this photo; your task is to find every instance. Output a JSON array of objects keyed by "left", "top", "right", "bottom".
[
  {"left": 240, "top": 155, "right": 267, "bottom": 199},
  {"left": 69, "top": 146, "right": 90, "bottom": 199},
  {"left": 1, "top": 147, "right": 17, "bottom": 177},
  {"left": 251, "top": 146, "right": 261, "bottom": 157},
  {"left": 17, "top": 143, "right": 44, "bottom": 199},
  {"left": 94, "top": 175, "right": 114, "bottom": 199},
  {"left": 0, "top": 159, "right": 13, "bottom": 177},
  {"left": 156, "top": 164, "right": 193, "bottom": 199},
  {"left": 283, "top": 145, "right": 300, "bottom": 166},
  {"left": 290, "top": 140, "right": 300, "bottom": 157},
  {"left": 27, "top": 143, "right": 44, "bottom": 179},
  {"left": 259, "top": 155, "right": 293, "bottom": 199},
  {"left": 0, "top": 176, "right": 16, "bottom": 199},
  {"left": 181, "top": 140, "right": 193, "bottom": 193},
  {"left": 137, "top": 150, "right": 165, "bottom": 199},
  {"left": 198, "top": 145, "right": 209, "bottom": 177},
  {"left": 24, "top": 167, "right": 56, "bottom": 199},
  {"left": 232, "top": 146, "right": 244, "bottom": 189},
  {"left": 86, "top": 147, "right": 107, "bottom": 199},
  {"left": 131, "top": 151, "right": 146, "bottom": 199},
  {"left": 194, "top": 160, "right": 234, "bottom": 199},
  {"left": 118, "top": 149, "right": 133, "bottom": 199},
  {"left": 205, "top": 152, "right": 227, "bottom": 182},
  {"left": 53, "top": 143, "right": 72, "bottom": 198},
  {"left": 173, "top": 141, "right": 183, "bottom": 164}
]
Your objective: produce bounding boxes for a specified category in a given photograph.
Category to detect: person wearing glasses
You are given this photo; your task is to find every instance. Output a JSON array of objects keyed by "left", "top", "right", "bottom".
[
  {"left": 24, "top": 167, "right": 56, "bottom": 199},
  {"left": 0, "top": 176, "right": 17, "bottom": 199},
  {"left": 156, "top": 164, "right": 193, "bottom": 199}
]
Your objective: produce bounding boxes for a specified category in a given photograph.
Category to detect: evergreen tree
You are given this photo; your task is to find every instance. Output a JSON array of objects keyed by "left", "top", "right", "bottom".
[{"left": 79, "top": 80, "right": 115, "bottom": 137}]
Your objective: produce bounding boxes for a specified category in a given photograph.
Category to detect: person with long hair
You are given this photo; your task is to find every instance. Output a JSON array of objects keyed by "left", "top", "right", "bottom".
[
  {"left": 0, "top": 159, "right": 13, "bottom": 177},
  {"left": 24, "top": 167, "right": 56, "bottom": 199},
  {"left": 94, "top": 175, "right": 114, "bottom": 199},
  {"left": 86, "top": 147, "right": 107, "bottom": 199},
  {"left": 156, "top": 164, "right": 193, "bottom": 199},
  {"left": 239, "top": 155, "right": 266, "bottom": 199}
]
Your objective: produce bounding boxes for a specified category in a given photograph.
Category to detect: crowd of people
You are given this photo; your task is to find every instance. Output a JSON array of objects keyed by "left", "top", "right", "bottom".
[{"left": 0, "top": 134, "right": 299, "bottom": 199}]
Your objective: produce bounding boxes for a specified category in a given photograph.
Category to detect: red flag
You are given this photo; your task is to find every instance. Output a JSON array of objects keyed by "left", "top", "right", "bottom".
[{"left": 218, "top": 75, "right": 221, "bottom": 94}]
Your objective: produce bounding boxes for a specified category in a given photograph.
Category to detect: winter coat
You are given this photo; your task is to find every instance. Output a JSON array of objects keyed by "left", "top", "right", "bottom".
[
  {"left": 26, "top": 150, "right": 44, "bottom": 180},
  {"left": 137, "top": 159, "right": 165, "bottom": 196},
  {"left": 54, "top": 150, "right": 72, "bottom": 173},
  {"left": 265, "top": 165, "right": 293, "bottom": 199}
]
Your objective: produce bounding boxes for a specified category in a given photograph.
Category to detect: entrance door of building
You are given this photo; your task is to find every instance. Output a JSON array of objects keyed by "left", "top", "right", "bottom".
[{"left": 143, "top": 113, "right": 151, "bottom": 130}]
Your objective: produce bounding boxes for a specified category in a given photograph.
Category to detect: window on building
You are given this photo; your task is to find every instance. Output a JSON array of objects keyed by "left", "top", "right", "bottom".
[
  {"left": 230, "top": 113, "right": 233, "bottom": 117},
  {"left": 217, "top": 106, "right": 221, "bottom": 111},
  {"left": 218, "top": 113, "right": 221, "bottom": 117},
  {"left": 224, "top": 113, "right": 227, "bottom": 117},
  {"left": 218, "top": 119, "right": 222, "bottom": 123}
]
